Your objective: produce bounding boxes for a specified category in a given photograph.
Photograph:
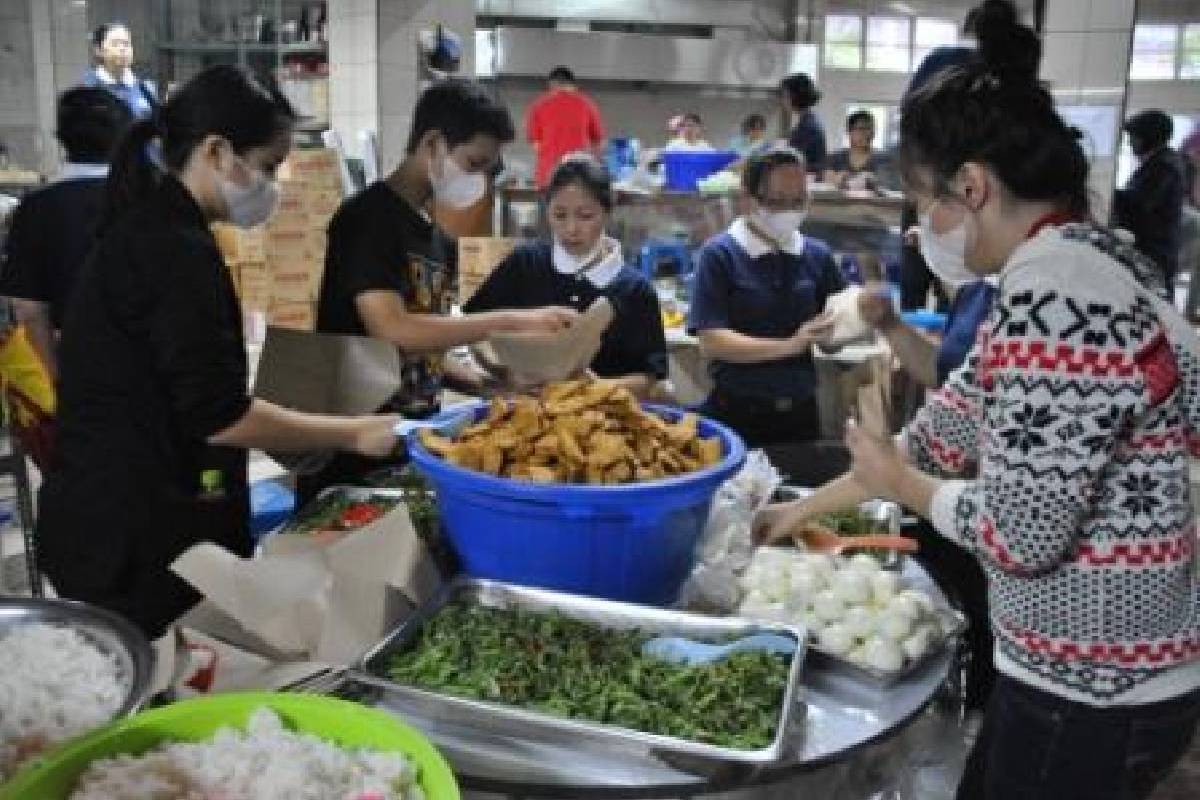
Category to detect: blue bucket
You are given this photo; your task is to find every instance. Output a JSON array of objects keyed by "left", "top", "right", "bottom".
[
  {"left": 408, "top": 404, "right": 746, "bottom": 606},
  {"left": 661, "top": 150, "right": 739, "bottom": 191}
]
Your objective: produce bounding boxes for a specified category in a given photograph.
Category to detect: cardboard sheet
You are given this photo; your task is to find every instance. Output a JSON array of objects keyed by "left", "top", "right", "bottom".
[{"left": 482, "top": 297, "right": 615, "bottom": 385}]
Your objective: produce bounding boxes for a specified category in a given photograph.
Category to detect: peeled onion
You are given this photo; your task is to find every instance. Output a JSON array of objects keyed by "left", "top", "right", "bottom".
[
  {"left": 897, "top": 589, "right": 934, "bottom": 615},
  {"left": 788, "top": 565, "right": 822, "bottom": 599},
  {"left": 870, "top": 571, "right": 900, "bottom": 605},
  {"left": 863, "top": 636, "right": 905, "bottom": 672},
  {"left": 886, "top": 595, "right": 921, "bottom": 623},
  {"left": 847, "top": 553, "right": 881, "bottom": 575},
  {"left": 847, "top": 644, "right": 870, "bottom": 667},
  {"left": 830, "top": 570, "right": 872, "bottom": 605},
  {"left": 801, "top": 553, "right": 837, "bottom": 579},
  {"left": 843, "top": 605, "right": 876, "bottom": 639},
  {"left": 902, "top": 625, "right": 936, "bottom": 661},
  {"left": 818, "top": 623, "right": 855, "bottom": 655},
  {"left": 877, "top": 609, "right": 915, "bottom": 641},
  {"left": 812, "top": 589, "right": 846, "bottom": 622}
]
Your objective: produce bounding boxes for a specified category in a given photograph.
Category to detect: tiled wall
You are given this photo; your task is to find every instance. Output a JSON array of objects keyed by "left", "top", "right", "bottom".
[
  {"left": 0, "top": 1, "right": 39, "bottom": 171},
  {"left": 329, "top": 0, "right": 380, "bottom": 162}
]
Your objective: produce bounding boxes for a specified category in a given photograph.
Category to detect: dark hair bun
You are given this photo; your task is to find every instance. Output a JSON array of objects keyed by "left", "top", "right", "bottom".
[{"left": 967, "top": 0, "right": 1041, "bottom": 79}]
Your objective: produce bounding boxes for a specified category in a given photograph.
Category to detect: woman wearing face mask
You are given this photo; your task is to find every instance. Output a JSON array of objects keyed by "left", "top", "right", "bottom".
[
  {"left": 463, "top": 155, "right": 667, "bottom": 396},
  {"left": 36, "top": 66, "right": 403, "bottom": 638},
  {"left": 688, "top": 148, "right": 840, "bottom": 450},
  {"left": 762, "top": 7, "right": 1200, "bottom": 798},
  {"left": 306, "top": 78, "right": 578, "bottom": 501}
]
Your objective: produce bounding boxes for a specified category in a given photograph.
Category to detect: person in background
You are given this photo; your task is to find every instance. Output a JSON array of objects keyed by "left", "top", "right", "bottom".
[
  {"left": 0, "top": 88, "right": 133, "bottom": 379},
  {"left": 730, "top": 113, "right": 771, "bottom": 159},
  {"left": 525, "top": 66, "right": 605, "bottom": 190},
  {"left": 1112, "top": 109, "right": 1185, "bottom": 296},
  {"left": 824, "top": 110, "right": 894, "bottom": 192},
  {"left": 37, "top": 66, "right": 403, "bottom": 638},
  {"left": 780, "top": 72, "right": 825, "bottom": 175},
  {"left": 465, "top": 156, "right": 667, "bottom": 397},
  {"left": 83, "top": 22, "right": 156, "bottom": 120},
  {"left": 309, "top": 78, "right": 578, "bottom": 501},
  {"left": 664, "top": 113, "right": 712, "bottom": 151},
  {"left": 689, "top": 148, "right": 840, "bottom": 449},
  {"left": 761, "top": 5, "right": 1200, "bottom": 796}
]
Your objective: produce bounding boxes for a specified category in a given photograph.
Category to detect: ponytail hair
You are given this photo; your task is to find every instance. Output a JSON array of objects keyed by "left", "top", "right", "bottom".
[
  {"left": 900, "top": 0, "right": 1090, "bottom": 218},
  {"left": 102, "top": 65, "right": 295, "bottom": 231}
]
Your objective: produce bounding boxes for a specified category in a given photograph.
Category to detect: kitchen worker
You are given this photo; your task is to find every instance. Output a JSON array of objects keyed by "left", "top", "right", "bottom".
[
  {"left": 525, "top": 66, "right": 605, "bottom": 190},
  {"left": 309, "top": 78, "right": 578, "bottom": 501},
  {"left": 37, "top": 66, "right": 403, "bottom": 638},
  {"left": 465, "top": 155, "right": 668, "bottom": 397},
  {"left": 664, "top": 113, "right": 713, "bottom": 151},
  {"left": 758, "top": 6, "right": 1200, "bottom": 797},
  {"left": 730, "top": 113, "right": 771, "bottom": 159},
  {"left": 83, "top": 22, "right": 156, "bottom": 120},
  {"left": 823, "top": 110, "right": 895, "bottom": 192},
  {"left": 688, "top": 147, "right": 840, "bottom": 449},
  {"left": 780, "top": 73, "right": 826, "bottom": 175},
  {"left": 0, "top": 87, "right": 134, "bottom": 379}
]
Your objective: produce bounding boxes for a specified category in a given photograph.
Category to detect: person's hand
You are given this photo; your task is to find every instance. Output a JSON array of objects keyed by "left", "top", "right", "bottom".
[
  {"left": 503, "top": 306, "right": 580, "bottom": 335},
  {"left": 903, "top": 225, "right": 921, "bottom": 248},
  {"left": 844, "top": 420, "right": 905, "bottom": 502},
  {"left": 858, "top": 282, "right": 899, "bottom": 331},
  {"left": 754, "top": 500, "right": 813, "bottom": 545},
  {"left": 351, "top": 414, "right": 402, "bottom": 459},
  {"left": 789, "top": 311, "right": 836, "bottom": 355}
]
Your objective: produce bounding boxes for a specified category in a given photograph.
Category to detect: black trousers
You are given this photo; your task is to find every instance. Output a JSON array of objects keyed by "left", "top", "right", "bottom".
[{"left": 699, "top": 391, "right": 820, "bottom": 449}]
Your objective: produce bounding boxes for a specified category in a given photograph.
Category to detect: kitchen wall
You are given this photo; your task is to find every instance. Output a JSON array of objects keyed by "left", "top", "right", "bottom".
[{"left": 0, "top": 1, "right": 39, "bottom": 170}]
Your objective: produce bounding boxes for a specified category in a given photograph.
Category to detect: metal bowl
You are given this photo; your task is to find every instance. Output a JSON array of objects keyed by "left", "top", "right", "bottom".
[{"left": 0, "top": 597, "right": 156, "bottom": 719}]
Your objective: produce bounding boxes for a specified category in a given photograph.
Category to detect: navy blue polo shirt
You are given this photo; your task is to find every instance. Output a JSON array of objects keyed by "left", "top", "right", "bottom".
[
  {"left": 936, "top": 280, "right": 997, "bottom": 384},
  {"left": 689, "top": 231, "right": 845, "bottom": 399},
  {"left": 787, "top": 110, "right": 827, "bottom": 174},
  {"left": 463, "top": 242, "right": 668, "bottom": 380}
]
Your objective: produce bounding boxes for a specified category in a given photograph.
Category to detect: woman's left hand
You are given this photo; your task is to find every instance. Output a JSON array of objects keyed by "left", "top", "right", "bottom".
[
  {"left": 844, "top": 421, "right": 905, "bottom": 501},
  {"left": 352, "top": 414, "right": 403, "bottom": 459}
]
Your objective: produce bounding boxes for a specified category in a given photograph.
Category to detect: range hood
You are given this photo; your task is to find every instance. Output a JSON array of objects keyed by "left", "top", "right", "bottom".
[{"left": 486, "top": 27, "right": 818, "bottom": 88}]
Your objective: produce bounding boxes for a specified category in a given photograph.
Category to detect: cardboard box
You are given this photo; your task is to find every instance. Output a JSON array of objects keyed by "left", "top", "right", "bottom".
[
  {"left": 458, "top": 236, "right": 517, "bottom": 303},
  {"left": 265, "top": 227, "right": 324, "bottom": 261},
  {"left": 304, "top": 187, "right": 343, "bottom": 222},
  {"left": 212, "top": 223, "right": 266, "bottom": 264},
  {"left": 268, "top": 301, "right": 316, "bottom": 332},
  {"left": 238, "top": 260, "right": 271, "bottom": 310},
  {"left": 281, "top": 148, "right": 343, "bottom": 190},
  {"left": 269, "top": 258, "right": 324, "bottom": 303}
]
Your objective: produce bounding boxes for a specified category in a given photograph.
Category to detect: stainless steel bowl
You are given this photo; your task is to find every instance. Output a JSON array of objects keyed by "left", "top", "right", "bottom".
[{"left": 0, "top": 597, "right": 156, "bottom": 718}]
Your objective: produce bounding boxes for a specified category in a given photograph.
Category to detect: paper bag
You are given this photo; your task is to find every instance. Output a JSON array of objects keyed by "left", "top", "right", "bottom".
[
  {"left": 823, "top": 286, "right": 874, "bottom": 347},
  {"left": 856, "top": 381, "right": 891, "bottom": 437},
  {"left": 170, "top": 505, "right": 442, "bottom": 664},
  {"left": 252, "top": 327, "right": 401, "bottom": 472},
  {"left": 484, "top": 297, "right": 614, "bottom": 385}
]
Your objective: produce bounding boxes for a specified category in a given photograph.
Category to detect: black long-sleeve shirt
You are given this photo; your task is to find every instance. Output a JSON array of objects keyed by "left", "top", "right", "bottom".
[{"left": 1112, "top": 146, "right": 1186, "bottom": 289}]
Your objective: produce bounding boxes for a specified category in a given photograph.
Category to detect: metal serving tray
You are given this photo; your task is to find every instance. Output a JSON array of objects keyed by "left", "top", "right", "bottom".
[{"left": 355, "top": 577, "right": 808, "bottom": 766}]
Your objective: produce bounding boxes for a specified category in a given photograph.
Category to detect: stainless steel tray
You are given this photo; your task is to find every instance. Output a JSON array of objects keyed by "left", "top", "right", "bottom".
[
  {"left": 772, "top": 485, "right": 904, "bottom": 570},
  {"left": 354, "top": 577, "right": 808, "bottom": 765},
  {"left": 805, "top": 604, "right": 967, "bottom": 687},
  {"left": 0, "top": 597, "right": 156, "bottom": 718}
]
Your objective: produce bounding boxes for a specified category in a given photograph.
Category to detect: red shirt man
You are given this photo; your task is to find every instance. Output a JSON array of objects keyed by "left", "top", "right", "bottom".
[{"left": 526, "top": 66, "right": 605, "bottom": 188}]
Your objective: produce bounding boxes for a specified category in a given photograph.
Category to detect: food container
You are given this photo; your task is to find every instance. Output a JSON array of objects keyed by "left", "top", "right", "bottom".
[
  {"left": 0, "top": 598, "right": 155, "bottom": 720},
  {"left": 0, "top": 693, "right": 459, "bottom": 800},
  {"left": 773, "top": 485, "right": 904, "bottom": 570},
  {"left": 661, "top": 150, "right": 740, "bottom": 191},
  {"left": 356, "top": 577, "right": 806, "bottom": 766},
  {"left": 407, "top": 403, "right": 745, "bottom": 607}
]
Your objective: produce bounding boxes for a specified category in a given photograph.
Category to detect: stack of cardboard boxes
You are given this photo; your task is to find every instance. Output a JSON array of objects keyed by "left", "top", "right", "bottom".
[
  {"left": 457, "top": 236, "right": 517, "bottom": 304},
  {"left": 213, "top": 147, "right": 345, "bottom": 335}
]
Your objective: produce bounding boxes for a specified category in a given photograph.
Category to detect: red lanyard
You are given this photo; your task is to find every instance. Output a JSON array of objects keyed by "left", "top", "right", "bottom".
[{"left": 1026, "top": 210, "right": 1083, "bottom": 240}]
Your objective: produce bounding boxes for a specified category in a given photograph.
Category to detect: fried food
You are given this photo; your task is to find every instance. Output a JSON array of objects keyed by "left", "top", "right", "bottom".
[{"left": 420, "top": 380, "right": 725, "bottom": 484}]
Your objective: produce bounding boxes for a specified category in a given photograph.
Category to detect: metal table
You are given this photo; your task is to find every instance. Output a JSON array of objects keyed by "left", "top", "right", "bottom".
[{"left": 342, "top": 560, "right": 955, "bottom": 798}]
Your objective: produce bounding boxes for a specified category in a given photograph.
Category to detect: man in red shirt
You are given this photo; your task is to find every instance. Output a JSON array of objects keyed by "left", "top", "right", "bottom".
[{"left": 526, "top": 66, "right": 605, "bottom": 188}]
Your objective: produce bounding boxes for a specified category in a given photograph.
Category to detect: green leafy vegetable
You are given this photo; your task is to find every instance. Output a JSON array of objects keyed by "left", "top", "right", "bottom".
[
  {"left": 385, "top": 603, "right": 790, "bottom": 750},
  {"left": 817, "top": 510, "right": 893, "bottom": 560}
]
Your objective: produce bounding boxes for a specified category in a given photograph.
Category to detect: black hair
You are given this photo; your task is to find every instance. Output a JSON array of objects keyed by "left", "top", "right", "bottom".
[
  {"left": 742, "top": 114, "right": 767, "bottom": 135},
  {"left": 545, "top": 155, "right": 613, "bottom": 212},
  {"left": 682, "top": 112, "right": 703, "bottom": 126},
  {"left": 91, "top": 22, "right": 130, "bottom": 50},
  {"left": 1125, "top": 110, "right": 1174, "bottom": 151},
  {"left": 780, "top": 73, "right": 820, "bottom": 110},
  {"left": 405, "top": 78, "right": 515, "bottom": 155},
  {"left": 103, "top": 65, "right": 295, "bottom": 230},
  {"left": 898, "top": 0, "right": 1089, "bottom": 217},
  {"left": 742, "top": 148, "right": 805, "bottom": 199},
  {"left": 548, "top": 66, "right": 575, "bottom": 84},
  {"left": 56, "top": 87, "right": 133, "bottom": 163},
  {"left": 847, "top": 110, "right": 875, "bottom": 131}
]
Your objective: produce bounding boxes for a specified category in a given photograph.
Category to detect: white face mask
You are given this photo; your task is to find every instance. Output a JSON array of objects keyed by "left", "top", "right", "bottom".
[
  {"left": 218, "top": 155, "right": 279, "bottom": 229},
  {"left": 754, "top": 209, "right": 807, "bottom": 245},
  {"left": 430, "top": 142, "right": 486, "bottom": 209},
  {"left": 918, "top": 207, "right": 975, "bottom": 290}
]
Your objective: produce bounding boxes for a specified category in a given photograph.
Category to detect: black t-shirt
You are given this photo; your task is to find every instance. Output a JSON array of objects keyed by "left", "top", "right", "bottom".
[
  {"left": 317, "top": 181, "right": 457, "bottom": 415},
  {"left": 463, "top": 242, "right": 668, "bottom": 380},
  {"left": 36, "top": 176, "right": 251, "bottom": 637},
  {"left": 0, "top": 175, "right": 107, "bottom": 328}
]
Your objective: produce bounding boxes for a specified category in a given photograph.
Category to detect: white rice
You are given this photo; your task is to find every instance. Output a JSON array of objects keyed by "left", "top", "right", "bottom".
[
  {"left": 0, "top": 623, "right": 125, "bottom": 780},
  {"left": 69, "top": 707, "right": 423, "bottom": 800}
]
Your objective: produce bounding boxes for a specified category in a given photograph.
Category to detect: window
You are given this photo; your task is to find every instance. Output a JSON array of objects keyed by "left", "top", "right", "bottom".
[
  {"left": 824, "top": 14, "right": 862, "bottom": 70},
  {"left": 1182, "top": 24, "right": 1200, "bottom": 79},
  {"left": 865, "top": 16, "right": 912, "bottom": 72},
  {"left": 1129, "top": 24, "right": 1178, "bottom": 80},
  {"left": 913, "top": 18, "right": 959, "bottom": 70}
]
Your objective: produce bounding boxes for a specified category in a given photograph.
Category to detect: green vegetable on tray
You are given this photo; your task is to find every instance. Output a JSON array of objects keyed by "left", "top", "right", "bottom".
[
  {"left": 385, "top": 603, "right": 790, "bottom": 750},
  {"left": 816, "top": 510, "right": 893, "bottom": 560}
]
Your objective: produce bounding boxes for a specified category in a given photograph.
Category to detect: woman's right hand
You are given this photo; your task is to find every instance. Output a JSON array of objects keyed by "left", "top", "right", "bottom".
[
  {"left": 788, "top": 311, "right": 836, "bottom": 355},
  {"left": 858, "top": 282, "right": 899, "bottom": 331},
  {"left": 502, "top": 307, "right": 580, "bottom": 335},
  {"left": 754, "top": 500, "right": 812, "bottom": 545},
  {"left": 350, "top": 414, "right": 402, "bottom": 459}
]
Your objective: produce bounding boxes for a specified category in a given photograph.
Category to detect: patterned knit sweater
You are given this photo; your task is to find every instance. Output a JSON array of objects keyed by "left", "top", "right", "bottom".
[{"left": 909, "top": 223, "right": 1200, "bottom": 706}]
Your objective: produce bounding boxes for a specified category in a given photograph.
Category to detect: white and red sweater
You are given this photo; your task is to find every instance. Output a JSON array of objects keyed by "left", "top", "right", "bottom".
[{"left": 907, "top": 223, "right": 1200, "bottom": 706}]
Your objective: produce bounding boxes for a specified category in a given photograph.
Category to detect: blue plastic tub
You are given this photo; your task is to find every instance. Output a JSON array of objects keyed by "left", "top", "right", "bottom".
[
  {"left": 901, "top": 309, "right": 949, "bottom": 332},
  {"left": 408, "top": 404, "right": 746, "bottom": 606},
  {"left": 662, "top": 150, "right": 739, "bottom": 192}
]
